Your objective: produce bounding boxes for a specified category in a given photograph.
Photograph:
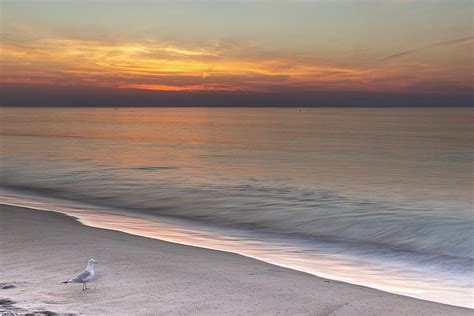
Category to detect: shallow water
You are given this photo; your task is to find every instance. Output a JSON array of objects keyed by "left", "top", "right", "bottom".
[{"left": 1, "top": 107, "right": 473, "bottom": 307}]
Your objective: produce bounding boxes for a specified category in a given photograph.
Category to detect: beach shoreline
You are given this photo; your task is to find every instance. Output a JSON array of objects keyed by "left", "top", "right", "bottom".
[{"left": 0, "top": 204, "right": 471, "bottom": 315}]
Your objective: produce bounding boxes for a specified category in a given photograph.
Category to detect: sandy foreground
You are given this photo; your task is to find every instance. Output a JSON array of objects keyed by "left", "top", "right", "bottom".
[{"left": 0, "top": 205, "right": 471, "bottom": 315}]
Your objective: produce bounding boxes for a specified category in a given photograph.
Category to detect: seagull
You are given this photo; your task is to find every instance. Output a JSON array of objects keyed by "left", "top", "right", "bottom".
[{"left": 62, "top": 259, "right": 97, "bottom": 290}]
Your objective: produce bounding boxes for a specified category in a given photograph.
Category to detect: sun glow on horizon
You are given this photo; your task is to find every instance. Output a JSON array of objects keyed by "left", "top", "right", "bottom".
[
  {"left": 2, "top": 37, "right": 472, "bottom": 95},
  {"left": 1, "top": 0, "right": 472, "bottom": 102}
]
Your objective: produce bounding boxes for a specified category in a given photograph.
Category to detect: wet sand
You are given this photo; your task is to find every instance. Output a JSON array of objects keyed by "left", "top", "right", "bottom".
[{"left": 0, "top": 204, "right": 470, "bottom": 315}]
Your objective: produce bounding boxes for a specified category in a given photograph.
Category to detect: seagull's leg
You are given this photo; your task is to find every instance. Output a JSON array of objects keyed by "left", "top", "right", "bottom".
[
  {"left": 85, "top": 283, "right": 88, "bottom": 290},
  {"left": 83, "top": 283, "right": 86, "bottom": 291}
]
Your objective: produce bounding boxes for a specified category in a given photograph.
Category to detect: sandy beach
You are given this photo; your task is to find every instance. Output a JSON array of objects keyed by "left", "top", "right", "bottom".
[{"left": 0, "top": 204, "right": 470, "bottom": 315}]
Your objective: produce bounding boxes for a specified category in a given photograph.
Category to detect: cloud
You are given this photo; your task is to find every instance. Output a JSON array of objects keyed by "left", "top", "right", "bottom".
[
  {"left": 379, "top": 36, "right": 474, "bottom": 62},
  {"left": 1, "top": 35, "right": 471, "bottom": 96},
  {"left": 432, "top": 36, "right": 474, "bottom": 47},
  {"left": 0, "top": 38, "right": 363, "bottom": 92},
  {"left": 379, "top": 49, "right": 418, "bottom": 62}
]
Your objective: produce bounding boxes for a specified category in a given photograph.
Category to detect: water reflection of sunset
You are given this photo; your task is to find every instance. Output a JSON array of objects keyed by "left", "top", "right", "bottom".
[
  {"left": 1, "top": 189, "right": 472, "bottom": 308},
  {"left": 2, "top": 107, "right": 472, "bottom": 205}
]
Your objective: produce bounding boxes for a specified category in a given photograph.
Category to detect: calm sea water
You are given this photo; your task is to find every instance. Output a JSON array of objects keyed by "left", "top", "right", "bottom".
[{"left": 1, "top": 107, "right": 473, "bottom": 307}]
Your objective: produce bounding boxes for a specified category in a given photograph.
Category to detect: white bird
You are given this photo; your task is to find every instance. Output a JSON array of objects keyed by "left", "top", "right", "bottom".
[{"left": 62, "top": 259, "right": 97, "bottom": 290}]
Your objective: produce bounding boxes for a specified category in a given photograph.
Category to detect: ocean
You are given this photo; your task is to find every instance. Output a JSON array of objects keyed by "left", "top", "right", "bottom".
[{"left": 1, "top": 107, "right": 472, "bottom": 307}]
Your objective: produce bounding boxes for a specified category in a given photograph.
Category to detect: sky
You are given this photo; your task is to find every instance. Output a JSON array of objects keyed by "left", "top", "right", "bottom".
[{"left": 0, "top": 0, "right": 473, "bottom": 106}]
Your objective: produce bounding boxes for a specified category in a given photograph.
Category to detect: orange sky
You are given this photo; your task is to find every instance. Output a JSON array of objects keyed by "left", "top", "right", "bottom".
[
  {"left": 2, "top": 37, "right": 472, "bottom": 94},
  {"left": 1, "top": 1, "right": 473, "bottom": 105}
]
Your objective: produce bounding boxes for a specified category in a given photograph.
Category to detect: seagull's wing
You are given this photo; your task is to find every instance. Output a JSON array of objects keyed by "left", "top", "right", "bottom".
[{"left": 70, "top": 269, "right": 91, "bottom": 283}]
